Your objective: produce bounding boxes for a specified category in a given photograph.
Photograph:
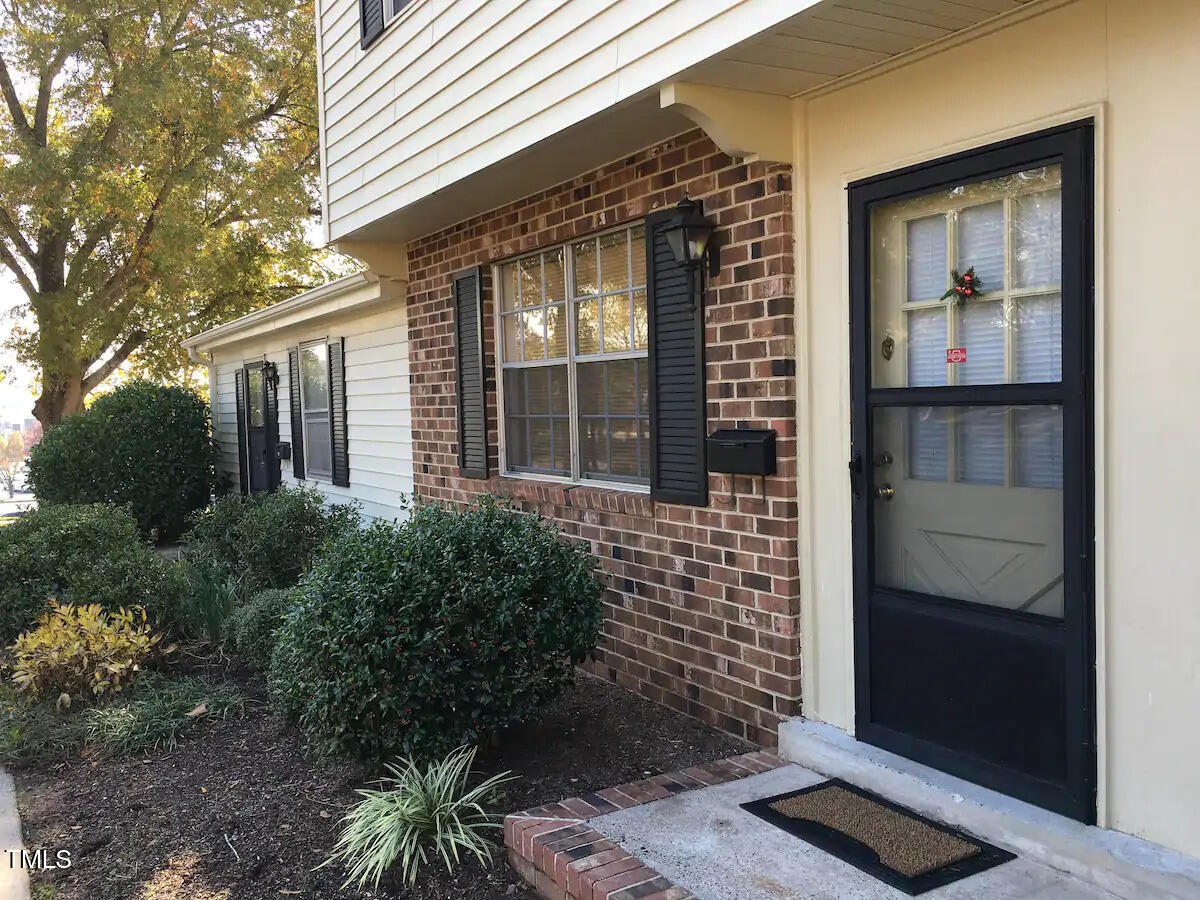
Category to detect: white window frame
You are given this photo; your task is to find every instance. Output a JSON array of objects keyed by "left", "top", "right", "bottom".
[
  {"left": 494, "top": 222, "right": 651, "bottom": 493},
  {"left": 896, "top": 172, "right": 1063, "bottom": 489},
  {"left": 297, "top": 339, "right": 333, "bottom": 482},
  {"left": 384, "top": 0, "right": 414, "bottom": 24}
]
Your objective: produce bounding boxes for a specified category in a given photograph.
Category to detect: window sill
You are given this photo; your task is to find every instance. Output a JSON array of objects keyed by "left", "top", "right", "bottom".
[{"left": 495, "top": 473, "right": 655, "bottom": 519}]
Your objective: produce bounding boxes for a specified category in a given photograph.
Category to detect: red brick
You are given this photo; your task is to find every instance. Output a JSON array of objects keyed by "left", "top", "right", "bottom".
[{"left": 406, "top": 129, "right": 800, "bottom": 745}]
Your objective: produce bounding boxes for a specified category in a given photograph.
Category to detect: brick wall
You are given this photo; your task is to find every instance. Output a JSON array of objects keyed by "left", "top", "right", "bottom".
[{"left": 404, "top": 129, "right": 799, "bottom": 745}]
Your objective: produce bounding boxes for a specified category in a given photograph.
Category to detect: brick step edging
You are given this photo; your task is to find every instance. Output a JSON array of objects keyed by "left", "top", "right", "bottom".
[{"left": 504, "top": 750, "right": 786, "bottom": 900}]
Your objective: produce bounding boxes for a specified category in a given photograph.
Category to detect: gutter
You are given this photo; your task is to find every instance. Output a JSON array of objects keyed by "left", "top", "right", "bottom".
[{"left": 181, "top": 271, "right": 375, "bottom": 351}]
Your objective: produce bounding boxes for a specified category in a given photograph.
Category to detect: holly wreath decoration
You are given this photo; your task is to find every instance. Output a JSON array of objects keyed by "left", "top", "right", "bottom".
[{"left": 940, "top": 267, "right": 983, "bottom": 305}]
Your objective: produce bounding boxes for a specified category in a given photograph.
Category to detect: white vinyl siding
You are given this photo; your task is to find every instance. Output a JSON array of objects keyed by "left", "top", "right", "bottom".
[
  {"left": 316, "top": 0, "right": 824, "bottom": 241},
  {"left": 210, "top": 305, "right": 412, "bottom": 520}
]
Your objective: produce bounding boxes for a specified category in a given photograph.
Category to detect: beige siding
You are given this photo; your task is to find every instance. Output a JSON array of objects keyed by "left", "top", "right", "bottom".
[
  {"left": 317, "top": 0, "right": 821, "bottom": 241},
  {"left": 794, "top": 0, "right": 1200, "bottom": 856},
  {"left": 210, "top": 305, "right": 413, "bottom": 521}
]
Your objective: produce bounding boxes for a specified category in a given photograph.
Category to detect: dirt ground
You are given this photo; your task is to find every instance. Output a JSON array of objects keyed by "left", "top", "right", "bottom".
[{"left": 14, "top": 655, "right": 752, "bottom": 900}]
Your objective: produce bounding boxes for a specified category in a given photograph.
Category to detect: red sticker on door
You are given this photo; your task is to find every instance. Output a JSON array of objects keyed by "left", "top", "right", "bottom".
[{"left": 946, "top": 347, "right": 967, "bottom": 364}]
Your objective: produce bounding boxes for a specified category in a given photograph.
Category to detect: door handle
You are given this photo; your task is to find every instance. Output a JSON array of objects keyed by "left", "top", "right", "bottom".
[{"left": 875, "top": 483, "right": 896, "bottom": 501}]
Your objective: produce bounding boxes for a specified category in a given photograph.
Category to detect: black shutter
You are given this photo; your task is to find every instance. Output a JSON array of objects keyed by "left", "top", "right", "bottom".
[
  {"left": 234, "top": 369, "right": 249, "bottom": 496},
  {"left": 264, "top": 365, "right": 281, "bottom": 491},
  {"left": 328, "top": 339, "right": 350, "bottom": 487},
  {"left": 288, "top": 348, "right": 306, "bottom": 479},
  {"left": 454, "top": 267, "right": 488, "bottom": 479},
  {"left": 360, "top": 0, "right": 384, "bottom": 49},
  {"left": 646, "top": 204, "right": 708, "bottom": 506}
]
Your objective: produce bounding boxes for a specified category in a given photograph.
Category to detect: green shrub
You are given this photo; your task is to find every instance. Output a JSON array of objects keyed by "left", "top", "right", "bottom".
[
  {"left": 323, "top": 746, "right": 514, "bottom": 889},
  {"left": 169, "top": 561, "right": 239, "bottom": 643},
  {"left": 227, "top": 588, "right": 292, "bottom": 669},
  {"left": 270, "top": 496, "right": 604, "bottom": 762},
  {"left": 183, "top": 486, "right": 361, "bottom": 594},
  {"left": 27, "top": 381, "right": 216, "bottom": 542},
  {"left": 0, "top": 504, "right": 179, "bottom": 644}
]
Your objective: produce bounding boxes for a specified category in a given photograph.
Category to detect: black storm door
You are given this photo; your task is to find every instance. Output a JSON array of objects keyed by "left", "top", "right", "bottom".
[
  {"left": 243, "top": 362, "right": 280, "bottom": 494},
  {"left": 849, "top": 122, "right": 1095, "bottom": 822}
]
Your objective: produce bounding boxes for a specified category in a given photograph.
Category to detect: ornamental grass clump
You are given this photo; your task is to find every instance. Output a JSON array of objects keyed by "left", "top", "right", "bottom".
[
  {"left": 270, "top": 495, "right": 604, "bottom": 762},
  {"left": 323, "top": 745, "right": 514, "bottom": 888}
]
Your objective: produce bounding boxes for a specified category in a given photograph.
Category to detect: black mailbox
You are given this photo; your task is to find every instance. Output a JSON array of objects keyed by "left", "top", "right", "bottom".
[
  {"left": 274, "top": 442, "right": 292, "bottom": 461},
  {"left": 706, "top": 428, "right": 776, "bottom": 477}
]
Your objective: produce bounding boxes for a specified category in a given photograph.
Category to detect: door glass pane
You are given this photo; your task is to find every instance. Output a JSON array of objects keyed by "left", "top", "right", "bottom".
[
  {"left": 1014, "top": 294, "right": 1062, "bottom": 382},
  {"left": 957, "top": 300, "right": 1004, "bottom": 385},
  {"left": 873, "top": 405, "right": 1064, "bottom": 618},
  {"left": 246, "top": 368, "right": 265, "bottom": 427},
  {"left": 957, "top": 201, "right": 1004, "bottom": 291},
  {"left": 1013, "top": 189, "right": 1062, "bottom": 289},
  {"left": 907, "top": 407, "right": 948, "bottom": 482},
  {"left": 906, "top": 215, "right": 946, "bottom": 301},
  {"left": 906, "top": 308, "right": 947, "bottom": 387},
  {"left": 1014, "top": 405, "right": 1063, "bottom": 489},
  {"left": 871, "top": 165, "right": 1062, "bottom": 388}
]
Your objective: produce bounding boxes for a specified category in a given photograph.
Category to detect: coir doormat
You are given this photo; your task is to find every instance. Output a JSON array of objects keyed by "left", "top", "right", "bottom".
[{"left": 741, "top": 779, "right": 1015, "bottom": 895}]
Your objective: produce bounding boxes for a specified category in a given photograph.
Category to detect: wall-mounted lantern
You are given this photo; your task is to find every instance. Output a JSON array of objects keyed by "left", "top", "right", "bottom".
[
  {"left": 262, "top": 361, "right": 279, "bottom": 390},
  {"left": 662, "top": 199, "right": 719, "bottom": 278}
]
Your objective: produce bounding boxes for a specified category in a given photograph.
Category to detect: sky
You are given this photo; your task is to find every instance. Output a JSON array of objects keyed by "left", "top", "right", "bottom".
[{"left": 0, "top": 275, "right": 35, "bottom": 424}]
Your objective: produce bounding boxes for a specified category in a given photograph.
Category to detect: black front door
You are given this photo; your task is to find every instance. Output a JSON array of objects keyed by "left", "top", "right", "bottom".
[
  {"left": 849, "top": 122, "right": 1095, "bottom": 822},
  {"left": 243, "top": 362, "right": 280, "bottom": 494}
]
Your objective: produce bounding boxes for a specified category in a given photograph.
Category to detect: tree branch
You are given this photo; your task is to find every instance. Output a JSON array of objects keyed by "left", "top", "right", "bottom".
[
  {"left": 0, "top": 54, "right": 33, "bottom": 141},
  {"left": 0, "top": 207, "right": 35, "bottom": 264},
  {"left": 0, "top": 237, "right": 37, "bottom": 298},
  {"left": 82, "top": 329, "right": 146, "bottom": 394}
]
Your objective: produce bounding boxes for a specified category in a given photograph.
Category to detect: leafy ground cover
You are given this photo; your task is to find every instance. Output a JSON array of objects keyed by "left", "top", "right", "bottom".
[{"left": 15, "top": 650, "right": 750, "bottom": 900}]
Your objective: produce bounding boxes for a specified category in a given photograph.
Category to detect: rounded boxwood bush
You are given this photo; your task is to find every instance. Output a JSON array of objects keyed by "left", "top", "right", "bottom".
[
  {"left": 270, "top": 497, "right": 604, "bottom": 762},
  {"left": 0, "top": 504, "right": 180, "bottom": 644},
  {"left": 27, "top": 381, "right": 216, "bottom": 542},
  {"left": 183, "top": 486, "right": 361, "bottom": 594},
  {"left": 227, "top": 588, "right": 293, "bottom": 669}
]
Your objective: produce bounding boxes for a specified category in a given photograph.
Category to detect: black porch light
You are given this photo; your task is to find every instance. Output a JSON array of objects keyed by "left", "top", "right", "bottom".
[{"left": 663, "top": 199, "right": 717, "bottom": 275}]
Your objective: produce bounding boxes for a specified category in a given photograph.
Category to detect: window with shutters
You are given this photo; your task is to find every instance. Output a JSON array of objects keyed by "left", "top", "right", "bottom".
[
  {"left": 497, "top": 223, "right": 650, "bottom": 487},
  {"left": 385, "top": 0, "right": 412, "bottom": 21},
  {"left": 298, "top": 341, "right": 333, "bottom": 479}
]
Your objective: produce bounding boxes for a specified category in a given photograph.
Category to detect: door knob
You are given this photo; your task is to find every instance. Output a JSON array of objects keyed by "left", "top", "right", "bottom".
[{"left": 875, "top": 483, "right": 896, "bottom": 501}]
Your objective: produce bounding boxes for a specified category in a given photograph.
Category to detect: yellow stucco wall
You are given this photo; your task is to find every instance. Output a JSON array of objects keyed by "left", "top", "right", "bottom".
[{"left": 794, "top": 0, "right": 1200, "bottom": 856}]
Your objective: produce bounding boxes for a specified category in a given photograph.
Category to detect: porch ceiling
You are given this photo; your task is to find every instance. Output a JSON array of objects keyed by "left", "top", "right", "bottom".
[{"left": 682, "top": 0, "right": 1036, "bottom": 97}]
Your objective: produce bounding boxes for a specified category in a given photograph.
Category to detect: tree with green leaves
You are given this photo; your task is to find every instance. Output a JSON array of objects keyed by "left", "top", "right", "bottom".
[
  {"left": 0, "top": 1, "right": 342, "bottom": 428},
  {"left": 0, "top": 429, "right": 23, "bottom": 497}
]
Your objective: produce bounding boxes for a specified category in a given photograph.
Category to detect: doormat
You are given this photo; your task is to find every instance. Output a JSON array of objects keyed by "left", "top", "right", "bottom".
[{"left": 741, "top": 779, "right": 1015, "bottom": 895}]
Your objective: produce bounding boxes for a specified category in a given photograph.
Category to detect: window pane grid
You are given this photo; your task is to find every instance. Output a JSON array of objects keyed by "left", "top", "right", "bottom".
[
  {"left": 299, "top": 343, "right": 332, "bottom": 478},
  {"left": 890, "top": 167, "right": 1063, "bottom": 489},
  {"left": 499, "top": 224, "right": 648, "bottom": 486}
]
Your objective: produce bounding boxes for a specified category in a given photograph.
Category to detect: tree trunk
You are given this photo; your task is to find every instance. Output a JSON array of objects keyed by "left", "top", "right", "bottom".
[{"left": 32, "top": 375, "right": 84, "bottom": 430}]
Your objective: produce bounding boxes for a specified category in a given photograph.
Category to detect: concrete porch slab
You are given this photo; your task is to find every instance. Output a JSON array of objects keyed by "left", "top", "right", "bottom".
[
  {"left": 589, "top": 763, "right": 1114, "bottom": 900},
  {"left": 778, "top": 720, "right": 1200, "bottom": 900}
]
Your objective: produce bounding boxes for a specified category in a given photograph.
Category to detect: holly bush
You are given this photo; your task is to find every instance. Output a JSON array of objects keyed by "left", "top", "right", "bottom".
[
  {"left": 182, "top": 486, "right": 361, "bottom": 595},
  {"left": 0, "top": 504, "right": 180, "bottom": 644},
  {"left": 270, "top": 496, "right": 604, "bottom": 762},
  {"left": 227, "top": 588, "right": 293, "bottom": 670},
  {"left": 27, "top": 382, "right": 216, "bottom": 542}
]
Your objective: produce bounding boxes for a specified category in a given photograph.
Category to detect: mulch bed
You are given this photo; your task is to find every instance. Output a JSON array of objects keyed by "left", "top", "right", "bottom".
[{"left": 14, "top": 652, "right": 752, "bottom": 900}]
